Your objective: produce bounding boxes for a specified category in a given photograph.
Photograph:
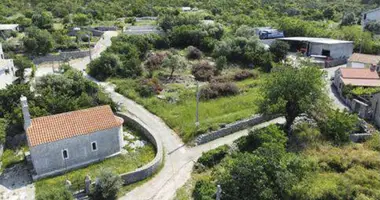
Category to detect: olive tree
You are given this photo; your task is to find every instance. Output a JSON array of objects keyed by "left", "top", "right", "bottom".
[{"left": 259, "top": 65, "right": 327, "bottom": 131}]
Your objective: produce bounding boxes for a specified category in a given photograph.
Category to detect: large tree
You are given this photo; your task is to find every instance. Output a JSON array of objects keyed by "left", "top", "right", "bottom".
[
  {"left": 259, "top": 65, "right": 327, "bottom": 131},
  {"left": 23, "top": 27, "right": 54, "bottom": 55},
  {"left": 270, "top": 40, "right": 290, "bottom": 62}
]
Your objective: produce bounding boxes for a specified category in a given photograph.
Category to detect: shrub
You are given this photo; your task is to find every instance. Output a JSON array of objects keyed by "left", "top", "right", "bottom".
[
  {"left": 0, "top": 118, "right": 7, "bottom": 144},
  {"left": 1, "top": 149, "right": 24, "bottom": 169},
  {"left": 197, "top": 145, "right": 229, "bottom": 168},
  {"left": 145, "top": 52, "right": 167, "bottom": 77},
  {"left": 270, "top": 40, "right": 290, "bottom": 62},
  {"left": 136, "top": 78, "right": 163, "bottom": 97},
  {"left": 192, "top": 61, "right": 217, "bottom": 81},
  {"left": 215, "top": 56, "right": 227, "bottom": 71},
  {"left": 89, "top": 170, "right": 123, "bottom": 200},
  {"left": 290, "top": 122, "right": 321, "bottom": 150},
  {"left": 192, "top": 179, "right": 216, "bottom": 200},
  {"left": 318, "top": 109, "right": 358, "bottom": 144},
  {"left": 364, "top": 134, "right": 380, "bottom": 152},
  {"left": 235, "top": 125, "right": 287, "bottom": 152},
  {"left": 186, "top": 46, "right": 203, "bottom": 59},
  {"left": 200, "top": 82, "right": 239, "bottom": 100},
  {"left": 233, "top": 70, "right": 257, "bottom": 81}
]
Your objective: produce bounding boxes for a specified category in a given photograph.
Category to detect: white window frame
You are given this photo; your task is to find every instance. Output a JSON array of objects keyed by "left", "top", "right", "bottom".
[
  {"left": 62, "top": 149, "right": 69, "bottom": 160},
  {"left": 91, "top": 141, "right": 98, "bottom": 151}
]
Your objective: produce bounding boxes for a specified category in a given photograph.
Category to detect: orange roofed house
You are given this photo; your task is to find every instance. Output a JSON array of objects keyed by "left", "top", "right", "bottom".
[
  {"left": 20, "top": 96, "right": 124, "bottom": 180},
  {"left": 334, "top": 68, "right": 380, "bottom": 94}
]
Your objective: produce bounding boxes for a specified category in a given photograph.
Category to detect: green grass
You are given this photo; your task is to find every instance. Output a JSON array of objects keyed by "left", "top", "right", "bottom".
[
  {"left": 1, "top": 148, "right": 27, "bottom": 171},
  {"left": 35, "top": 125, "right": 156, "bottom": 197},
  {"left": 110, "top": 77, "right": 263, "bottom": 142}
]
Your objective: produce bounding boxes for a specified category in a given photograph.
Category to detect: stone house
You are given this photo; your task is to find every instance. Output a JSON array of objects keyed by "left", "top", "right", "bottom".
[
  {"left": 334, "top": 68, "right": 380, "bottom": 94},
  {"left": 21, "top": 96, "right": 124, "bottom": 180}
]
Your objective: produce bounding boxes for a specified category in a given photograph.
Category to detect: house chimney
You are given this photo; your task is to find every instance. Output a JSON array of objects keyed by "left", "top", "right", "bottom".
[{"left": 20, "top": 95, "right": 31, "bottom": 131}]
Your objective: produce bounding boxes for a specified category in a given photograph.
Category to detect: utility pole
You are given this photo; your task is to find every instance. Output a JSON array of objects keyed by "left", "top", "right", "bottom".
[{"left": 195, "top": 80, "right": 200, "bottom": 127}]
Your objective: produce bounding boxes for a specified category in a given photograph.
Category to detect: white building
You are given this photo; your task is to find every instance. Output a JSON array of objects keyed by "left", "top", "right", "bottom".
[
  {"left": 0, "top": 24, "right": 19, "bottom": 32},
  {"left": 0, "top": 43, "right": 15, "bottom": 89},
  {"left": 347, "top": 53, "right": 380, "bottom": 70},
  {"left": 362, "top": 8, "right": 380, "bottom": 29},
  {"left": 278, "top": 37, "right": 354, "bottom": 60}
]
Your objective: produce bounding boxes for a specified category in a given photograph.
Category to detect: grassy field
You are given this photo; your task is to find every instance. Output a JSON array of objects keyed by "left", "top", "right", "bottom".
[
  {"left": 35, "top": 125, "right": 156, "bottom": 198},
  {"left": 110, "top": 76, "right": 263, "bottom": 142}
]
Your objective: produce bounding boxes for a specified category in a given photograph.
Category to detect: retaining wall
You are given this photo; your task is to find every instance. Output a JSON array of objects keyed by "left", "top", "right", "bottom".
[
  {"left": 33, "top": 50, "right": 90, "bottom": 65},
  {"left": 195, "top": 114, "right": 280, "bottom": 145},
  {"left": 116, "top": 112, "right": 163, "bottom": 185}
]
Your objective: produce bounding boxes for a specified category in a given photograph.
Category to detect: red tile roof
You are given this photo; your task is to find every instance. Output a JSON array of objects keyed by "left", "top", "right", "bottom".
[
  {"left": 348, "top": 53, "right": 380, "bottom": 65},
  {"left": 340, "top": 68, "right": 380, "bottom": 79},
  {"left": 341, "top": 77, "right": 380, "bottom": 87},
  {"left": 27, "top": 105, "right": 123, "bottom": 147}
]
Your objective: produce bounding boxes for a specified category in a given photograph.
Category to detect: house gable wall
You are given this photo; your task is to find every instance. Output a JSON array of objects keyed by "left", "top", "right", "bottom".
[{"left": 30, "top": 126, "right": 122, "bottom": 176}]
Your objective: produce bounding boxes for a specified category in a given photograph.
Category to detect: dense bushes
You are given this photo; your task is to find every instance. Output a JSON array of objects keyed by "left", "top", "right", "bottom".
[
  {"left": 318, "top": 109, "right": 358, "bottom": 144},
  {"left": 233, "top": 70, "right": 257, "bottom": 81},
  {"left": 192, "top": 179, "right": 216, "bottom": 200},
  {"left": 89, "top": 170, "right": 123, "bottom": 200},
  {"left": 200, "top": 82, "right": 239, "bottom": 100},
  {"left": 136, "top": 78, "right": 163, "bottom": 97},
  {"left": 192, "top": 61, "right": 217, "bottom": 82},
  {"left": 186, "top": 46, "right": 202, "bottom": 60},
  {"left": 197, "top": 145, "right": 229, "bottom": 168},
  {"left": 235, "top": 124, "right": 287, "bottom": 152}
]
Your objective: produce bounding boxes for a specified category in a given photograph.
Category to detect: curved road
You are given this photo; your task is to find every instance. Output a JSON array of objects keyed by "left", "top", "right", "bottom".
[{"left": 36, "top": 31, "right": 285, "bottom": 200}]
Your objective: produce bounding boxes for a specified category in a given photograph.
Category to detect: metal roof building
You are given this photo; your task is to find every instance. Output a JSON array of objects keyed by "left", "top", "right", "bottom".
[{"left": 277, "top": 37, "right": 354, "bottom": 60}]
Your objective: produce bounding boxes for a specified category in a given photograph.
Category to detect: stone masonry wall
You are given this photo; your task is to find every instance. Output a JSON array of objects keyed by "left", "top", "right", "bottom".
[
  {"left": 33, "top": 50, "right": 90, "bottom": 65},
  {"left": 195, "top": 114, "right": 281, "bottom": 145},
  {"left": 116, "top": 112, "right": 163, "bottom": 185}
]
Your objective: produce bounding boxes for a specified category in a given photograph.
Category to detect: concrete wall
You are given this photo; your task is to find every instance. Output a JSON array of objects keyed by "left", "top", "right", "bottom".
[
  {"left": 30, "top": 126, "right": 122, "bottom": 179},
  {"left": 195, "top": 114, "right": 280, "bottom": 145},
  {"left": 370, "top": 93, "right": 380, "bottom": 127},
  {"left": 363, "top": 9, "right": 380, "bottom": 28},
  {"left": 33, "top": 50, "right": 90, "bottom": 65},
  {"left": 310, "top": 43, "right": 353, "bottom": 59},
  {"left": 115, "top": 112, "right": 163, "bottom": 185}
]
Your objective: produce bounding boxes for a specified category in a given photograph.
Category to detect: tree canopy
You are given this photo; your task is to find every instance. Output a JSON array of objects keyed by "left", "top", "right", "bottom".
[{"left": 259, "top": 65, "right": 327, "bottom": 131}]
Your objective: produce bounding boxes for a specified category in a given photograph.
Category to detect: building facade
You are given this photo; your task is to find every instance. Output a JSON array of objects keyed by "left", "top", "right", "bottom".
[
  {"left": 362, "top": 8, "right": 380, "bottom": 29},
  {"left": 347, "top": 53, "right": 380, "bottom": 71},
  {"left": 21, "top": 96, "right": 124, "bottom": 180}
]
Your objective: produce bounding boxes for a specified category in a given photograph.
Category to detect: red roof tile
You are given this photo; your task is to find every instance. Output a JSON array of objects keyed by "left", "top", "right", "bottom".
[
  {"left": 341, "top": 77, "right": 380, "bottom": 87},
  {"left": 27, "top": 105, "right": 123, "bottom": 147},
  {"left": 348, "top": 53, "right": 380, "bottom": 65},
  {"left": 340, "top": 68, "right": 380, "bottom": 79}
]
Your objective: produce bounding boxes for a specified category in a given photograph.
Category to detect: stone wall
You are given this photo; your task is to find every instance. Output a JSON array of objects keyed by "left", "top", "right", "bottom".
[
  {"left": 116, "top": 112, "right": 163, "bottom": 185},
  {"left": 195, "top": 114, "right": 281, "bottom": 145},
  {"left": 33, "top": 50, "right": 90, "bottom": 65}
]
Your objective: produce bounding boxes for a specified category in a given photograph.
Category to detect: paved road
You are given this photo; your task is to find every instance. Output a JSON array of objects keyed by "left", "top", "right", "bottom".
[
  {"left": 322, "top": 65, "right": 350, "bottom": 110},
  {"left": 35, "top": 31, "right": 118, "bottom": 77},
  {"left": 35, "top": 30, "right": 286, "bottom": 200},
  {"left": 92, "top": 81, "right": 285, "bottom": 200},
  {"left": 101, "top": 83, "right": 285, "bottom": 200}
]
